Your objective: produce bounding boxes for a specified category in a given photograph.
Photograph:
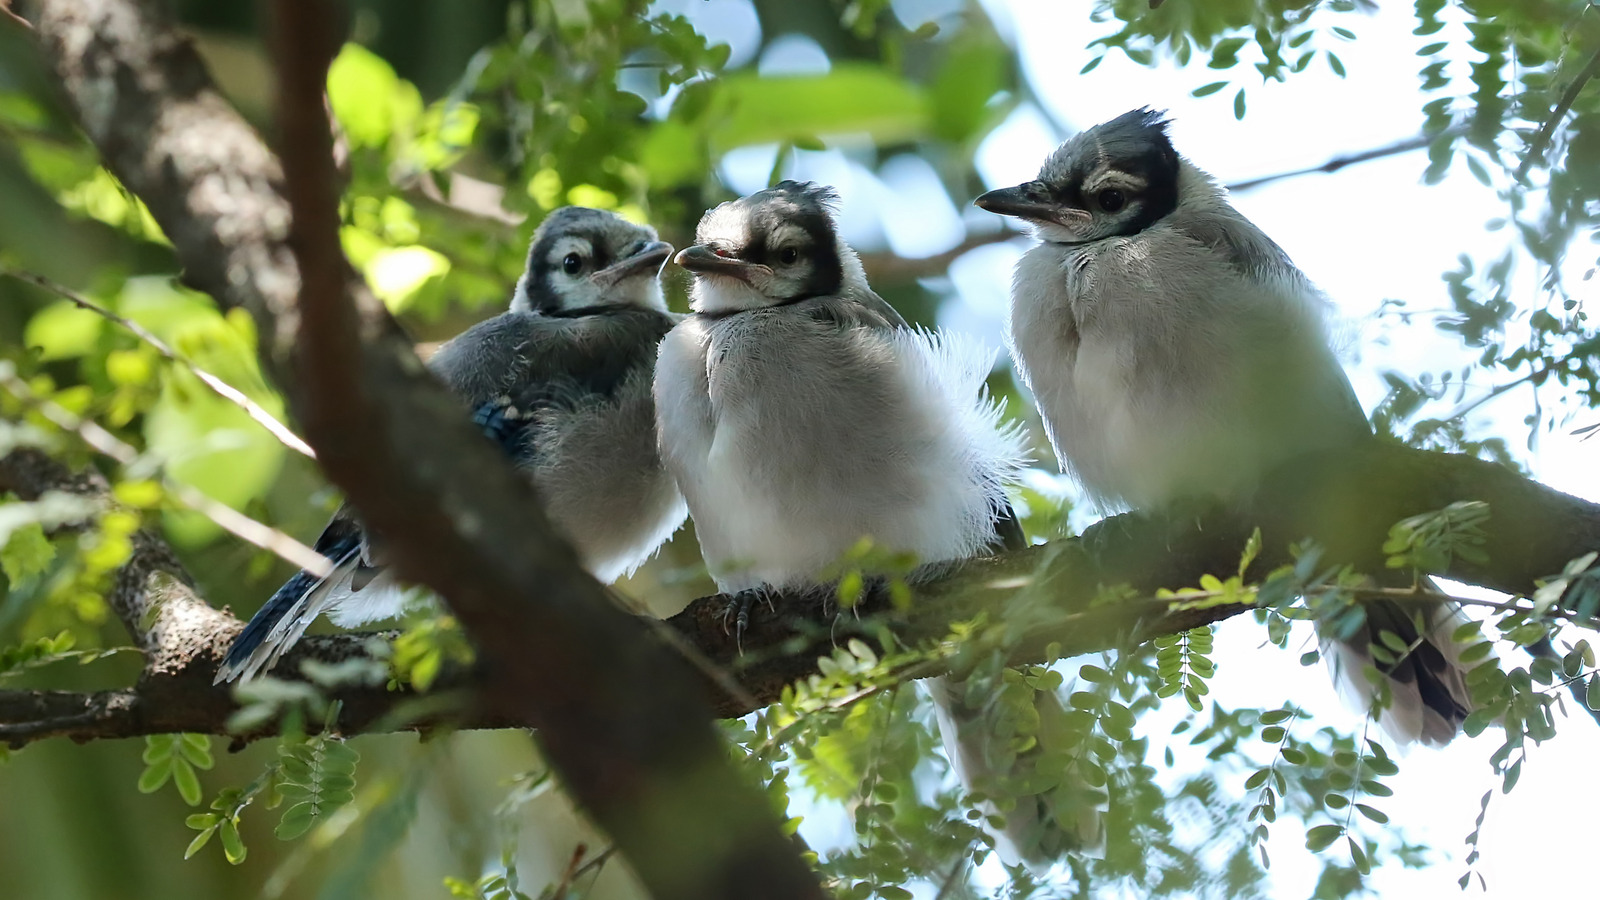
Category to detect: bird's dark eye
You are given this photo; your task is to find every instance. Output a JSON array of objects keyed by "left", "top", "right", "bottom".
[
  {"left": 777, "top": 247, "right": 799, "bottom": 265},
  {"left": 1096, "top": 189, "right": 1126, "bottom": 213},
  {"left": 562, "top": 253, "right": 584, "bottom": 275}
]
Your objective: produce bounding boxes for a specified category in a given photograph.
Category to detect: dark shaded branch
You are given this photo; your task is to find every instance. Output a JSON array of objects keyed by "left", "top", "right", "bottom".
[
  {"left": 31, "top": 2, "right": 828, "bottom": 899},
  {"left": 1516, "top": 44, "right": 1600, "bottom": 180},
  {"left": 263, "top": 4, "right": 825, "bottom": 900}
]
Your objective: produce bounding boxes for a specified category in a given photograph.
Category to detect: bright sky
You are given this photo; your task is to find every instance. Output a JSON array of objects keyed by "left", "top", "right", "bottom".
[{"left": 656, "top": 1, "right": 1599, "bottom": 895}]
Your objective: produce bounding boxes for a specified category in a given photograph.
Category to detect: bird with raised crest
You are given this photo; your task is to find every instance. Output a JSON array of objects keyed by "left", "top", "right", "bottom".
[
  {"left": 977, "top": 108, "right": 1474, "bottom": 747},
  {"left": 655, "top": 180, "right": 1101, "bottom": 865}
]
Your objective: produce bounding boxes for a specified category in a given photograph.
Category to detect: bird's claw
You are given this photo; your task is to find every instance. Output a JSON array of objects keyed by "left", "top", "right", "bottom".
[{"left": 720, "top": 587, "right": 775, "bottom": 654}]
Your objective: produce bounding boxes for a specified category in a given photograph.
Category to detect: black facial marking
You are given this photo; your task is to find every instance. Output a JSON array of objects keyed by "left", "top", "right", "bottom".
[
  {"left": 1049, "top": 107, "right": 1181, "bottom": 238},
  {"left": 717, "top": 180, "right": 844, "bottom": 301},
  {"left": 521, "top": 207, "right": 642, "bottom": 314}
]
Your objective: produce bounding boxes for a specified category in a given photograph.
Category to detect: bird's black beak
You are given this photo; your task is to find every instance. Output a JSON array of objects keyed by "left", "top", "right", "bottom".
[
  {"left": 675, "top": 244, "right": 762, "bottom": 283},
  {"left": 592, "top": 240, "right": 674, "bottom": 287},
  {"left": 975, "top": 183, "right": 1063, "bottom": 223}
]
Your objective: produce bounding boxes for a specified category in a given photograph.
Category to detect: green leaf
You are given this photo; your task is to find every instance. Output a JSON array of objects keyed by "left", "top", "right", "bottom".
[
  {"left": 691, "top": 66, "right": 929, "bottom": 151},
  {"left": 1233, "top": 89, "right": 1247, "bottom": 120},
  {"left": 219, "top": 818, "right": 247, "bottom": 864},
  {"left": 179, "top": 733, "right": 214, "bottom": 769},
  {"left": 172, "top": 758, "right": 202, "bottom": 805},
  {"left": 929, "top": 35, "right": 1008, "bottom": 142},
  {"left": 137, "top": 758, "right": 173, "bottom": 793},
  {"left": 1192, "top": 81, "right": 1229, "bottom": 98},
  {"left": 183, "top": 826, "right": 216, "bottom": 860},
  {"left": 326, "top": 44, "right": 423, "bottom": 149},
  {"left": 276, "top": 801, "right": 318, "bottom": 841},
  {"left": 1348, "top": 837, "right": 1370, "bottom": 874},
  {"left": 1209, "top": 37, "right": 1247, "bottom": 69},
  {"left": 142, "top": 734, "right": 174, "bottom": 764},
  {"left": 1463, "top": 708, "right": 1498, "bottom": 737},
  {"left": 22, "top": 301, "right": 104, "bottom": 361},
  {"left": 1502, "top": 759, "right": 1522, "bottom": 793},
  {"left": 1305, "top": 823, "right": 1343, "bottom": 851},
  {"left": 1365, "top": 757, "right": 1399, "bottom": 777},
  {"left": 1, "top": 521, "right": 54, "bottom": 584},
  {"left": 1078, "top": 664, "right": 1110, "bottom": 683},
  {"left": 1356, "top": 803, "right": 1388, "bottom": 824}
]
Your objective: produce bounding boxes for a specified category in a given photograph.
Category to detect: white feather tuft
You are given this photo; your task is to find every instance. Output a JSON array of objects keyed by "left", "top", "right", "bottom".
[{"left": 888, "top": 326, "right": 1030, "bottom": 558}]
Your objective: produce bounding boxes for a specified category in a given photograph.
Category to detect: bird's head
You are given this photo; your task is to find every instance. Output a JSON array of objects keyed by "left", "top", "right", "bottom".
[
  {"left": 676, "top": 180, "right": 867, "bottom": 314},
  {"left": 976, "top": 107, "right": 1181, "bottom": 245},
  {"left": 513, "top": 207, "right": 673, "bottom": 315}
]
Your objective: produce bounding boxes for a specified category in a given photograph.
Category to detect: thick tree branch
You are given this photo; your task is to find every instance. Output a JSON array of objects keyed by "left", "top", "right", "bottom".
[{"left": 32, "top": 2, "right": 828, "bottom": 899}]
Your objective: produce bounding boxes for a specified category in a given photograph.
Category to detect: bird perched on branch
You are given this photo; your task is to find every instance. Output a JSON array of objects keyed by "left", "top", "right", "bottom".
[
  {"left": 977, "top": 108, "right": 1472, "bottom": 746},
  {"left": 216, "top": 207, "right": 686, "bottom": 683},
  {"left": 655, "top": 180, "right": 1099, "bottom": 864}
]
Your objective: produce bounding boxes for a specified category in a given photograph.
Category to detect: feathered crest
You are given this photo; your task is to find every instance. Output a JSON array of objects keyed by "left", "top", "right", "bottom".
[{"left": 768, "top": 179, "right": 841, "bottom": 215}]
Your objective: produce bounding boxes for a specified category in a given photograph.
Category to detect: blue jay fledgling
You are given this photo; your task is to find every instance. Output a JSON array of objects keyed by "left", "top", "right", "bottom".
[
  {"left": 216, "top": 207, "right": 687, "bottom": 683},
  {"left": 977, "top": 108, "right": 1473, "bottom": 746},
  {"left": 655, "top": 181, "right": 1098, "bottom": 864},
  {"left": 655, "top": 181, "right": 1022, "bottom": 593}
]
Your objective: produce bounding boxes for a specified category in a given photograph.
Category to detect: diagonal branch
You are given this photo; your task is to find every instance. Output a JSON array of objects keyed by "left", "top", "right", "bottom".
[
  {"left": 0, "top": 266, "right": 315, "bottom": 458},
  {"left": 1517, "top": 43, "right": 1600, "bottom": 180},
  {"left": 0, "top": 445, "right": 233, "bottom": 654},
  {"left": 0, "top": 363, "right": 332, "bottom": 575},
  {"left": 1226, "top": 126, "right": 1469, "bottom": 193},
  {"left": 32, "top": 2, "right": 830, "bottom": 899}
]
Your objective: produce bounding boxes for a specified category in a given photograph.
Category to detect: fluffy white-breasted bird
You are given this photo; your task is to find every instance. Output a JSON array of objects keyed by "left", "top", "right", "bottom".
[
  {"left": 655, "top": 181, "right": 1097, "bottom": 863},
  {"left": 977, "top": 108, "right": 1472, "bottom": 747}
]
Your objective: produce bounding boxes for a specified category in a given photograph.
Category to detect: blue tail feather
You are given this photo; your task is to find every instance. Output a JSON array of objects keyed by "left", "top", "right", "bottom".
[{"left": 217, "top": 529, "right": 362, "bottom": 680}]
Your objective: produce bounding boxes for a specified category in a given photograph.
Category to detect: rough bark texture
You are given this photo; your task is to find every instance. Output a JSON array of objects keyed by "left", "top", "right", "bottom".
[{"left": 27, "top": 3, "right": 830, "bottom": 899}]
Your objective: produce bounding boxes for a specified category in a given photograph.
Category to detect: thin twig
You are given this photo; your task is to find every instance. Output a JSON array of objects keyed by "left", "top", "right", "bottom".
[
  {"left": 930, "top": 848, "right": 971, "bottom": 900},
  {"left": 859, "top": 229, "right": 1018, "bottom": 284},
  {"left": 1437, "top": 371, "right": 1539, "bottom": 424},
  {"left": 1228, "top": 126, "right": 1469, "bottom": 193},
  {"left": 1517, "top": 44, "right": 1600, "bottom": 180},
  {"left": 0, "top": 267, "right": 315, "bottom": 458},
  {"left": 0, "top": 362, "right": 332, "bottom": 576},
  {"left": 1, "top": 0, "right": 29, "bottom": 29}
]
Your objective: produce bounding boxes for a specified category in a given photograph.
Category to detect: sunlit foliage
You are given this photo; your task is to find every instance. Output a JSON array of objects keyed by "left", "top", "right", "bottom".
[{"left": 1, "top": 1, "right": 1597, "bottom": 898}]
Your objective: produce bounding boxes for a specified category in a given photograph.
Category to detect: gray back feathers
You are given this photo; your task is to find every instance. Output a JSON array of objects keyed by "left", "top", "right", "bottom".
[{"left": 217, "top": 207, "right": 684, "bottom": 683}]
